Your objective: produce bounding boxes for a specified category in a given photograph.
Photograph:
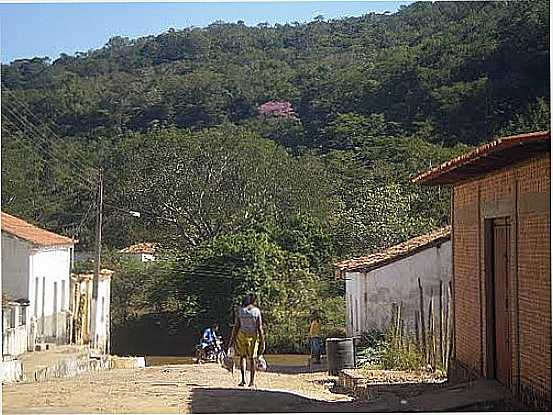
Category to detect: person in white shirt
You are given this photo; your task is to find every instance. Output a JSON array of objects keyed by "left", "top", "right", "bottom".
[{"left": 229, "top": 293, "right": 266, "bottom": 387}]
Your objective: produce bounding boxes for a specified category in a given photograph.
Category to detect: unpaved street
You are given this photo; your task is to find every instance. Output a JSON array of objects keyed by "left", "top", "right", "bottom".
[{"left": 3, "top": 363, "right": 394, "bottom": 414}]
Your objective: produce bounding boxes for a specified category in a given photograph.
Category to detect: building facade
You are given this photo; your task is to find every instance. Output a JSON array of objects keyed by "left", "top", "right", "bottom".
[
  {"left": 1, "top": 212, "right": 75, "bottom": 346},
  {"left": 1, "top": 296, "right": 29, "bottom": 357},
  {"left": 119, "top": 242, "right": 156, "bottom": 262},
  {"left": 71, "top": 269, "right": 113, "bottom": 354},
  {"left": 336, "top": 227, "right": 452, "bottom": 337},
  {"left": 414, "top": 131, "right": 551, "bottom": 409}
]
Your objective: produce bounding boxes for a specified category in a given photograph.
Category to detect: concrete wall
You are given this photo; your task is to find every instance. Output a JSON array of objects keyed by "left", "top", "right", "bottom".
[
  {"left": 1, "top": 233, "right": 31, "bottom": 301},
  {"left": 72, "top": 276, "right": 111, "bottom": 353},
  {"left": 2, "top": 325, "right": 28, "bottom": 357},
  {"left": 0, "top": 359, "right": 23, "bottom": 383},
  {"left": 345, "top": 240, "right": 452, "bottom": 337},
  {"left": 94, "top": 278, "right": 111, "bottom": 353}
]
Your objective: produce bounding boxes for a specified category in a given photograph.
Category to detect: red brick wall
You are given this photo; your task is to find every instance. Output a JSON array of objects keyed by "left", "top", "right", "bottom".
[
  {"left": 516, "top": 157, "right": 551, "bottom": 403},
  {"left": 452, "top": 182, "right": 482, "bottom": 372},
  {"left": 451, "top": 154, "right": 551, "bottom": 406}
]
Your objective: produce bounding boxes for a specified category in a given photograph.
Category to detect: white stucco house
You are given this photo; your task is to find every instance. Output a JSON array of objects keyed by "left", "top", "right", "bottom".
[
  {"left": 1, "top": 211, "right": 76, "bottom": 347},
  {"left": 335, "top": 227, "right": 452, "bottom": 337},
  {"left": 119, "top": 242, "right": 156, "bottom": 262}
]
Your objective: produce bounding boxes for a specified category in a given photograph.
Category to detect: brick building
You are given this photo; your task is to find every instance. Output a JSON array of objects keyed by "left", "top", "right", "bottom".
[{"left": 413, "top": 131, "right": 551, "bottom": 409}]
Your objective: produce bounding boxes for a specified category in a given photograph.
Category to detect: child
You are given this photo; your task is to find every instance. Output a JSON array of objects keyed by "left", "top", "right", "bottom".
[{"left": 308, "top": 311, "right": 322, "bottom": 364}]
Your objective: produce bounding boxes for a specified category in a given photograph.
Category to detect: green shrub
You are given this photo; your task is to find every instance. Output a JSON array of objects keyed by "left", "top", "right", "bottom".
[
  {"left": 356, "top": 329, "right": 425, "bottom": 371},
  {"left": 379, "top": 338, "right": 424, "bottom": 371}
]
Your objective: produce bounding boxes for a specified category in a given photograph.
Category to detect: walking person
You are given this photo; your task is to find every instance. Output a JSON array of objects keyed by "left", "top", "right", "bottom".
[
  {"left": 308, "top": 311, "right": 322, "bottom": 364},
  {"left": 229, "top": 293, "right": 266, "bottom": 387}
]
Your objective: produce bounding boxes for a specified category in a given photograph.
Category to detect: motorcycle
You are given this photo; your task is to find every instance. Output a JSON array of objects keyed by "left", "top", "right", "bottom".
[{"left": 195, "top": 336, "right": 226, "bottom": 364}]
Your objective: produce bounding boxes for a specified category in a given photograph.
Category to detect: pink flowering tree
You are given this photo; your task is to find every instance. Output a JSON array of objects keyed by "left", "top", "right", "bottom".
[{"left": 257, "top": 101, "right": 298, "bottom": 119}]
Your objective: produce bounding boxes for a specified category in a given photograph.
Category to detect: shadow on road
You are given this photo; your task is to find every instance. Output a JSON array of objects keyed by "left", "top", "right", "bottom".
[
  {"left": 189, "top": 387, "right": 393, "bottom": 413},
  {"left": 189, "top": 380, "right": 518, "bottom": 413},
  {"left": 266, "top": 364, "right": 327, "bottom": 374}
]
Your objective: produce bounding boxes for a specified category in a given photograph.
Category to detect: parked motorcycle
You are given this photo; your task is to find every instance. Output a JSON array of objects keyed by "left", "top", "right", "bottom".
[{"left": 195, "top": 336, "right": 226, "bottom": 364}]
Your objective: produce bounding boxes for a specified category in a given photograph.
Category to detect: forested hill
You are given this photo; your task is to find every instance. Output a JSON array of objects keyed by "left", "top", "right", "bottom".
[
  {"left": 1, "top": 1, "right": 549, "bottom": 347},
  {"left": 2, "top": 0, "right": 549, "bottom": 147},
  {"left": 1, "top": 0, "right": 550, "bottom": 253}
]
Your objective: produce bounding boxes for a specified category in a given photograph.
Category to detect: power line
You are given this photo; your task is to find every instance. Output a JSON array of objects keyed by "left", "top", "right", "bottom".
[
  {"left": 2, "top": 123, "right": 93, "bottom": 203},
  {"left": 2, "top": 105, "right": 96, "bottom": 188},
  {"left": 2, "top": 109, "right": 96, "bottom": 190},
  {"left": 2, "top": 105, "right": 95, "bottom": 182},
  {"left": 2, "top": 89, "right": 96, "bottom": 172}
]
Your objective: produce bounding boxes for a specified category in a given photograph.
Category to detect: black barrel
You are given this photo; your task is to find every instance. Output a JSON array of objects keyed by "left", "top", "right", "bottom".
[{"left": 326, "top": 337, "right": 355, "bottom": 375}]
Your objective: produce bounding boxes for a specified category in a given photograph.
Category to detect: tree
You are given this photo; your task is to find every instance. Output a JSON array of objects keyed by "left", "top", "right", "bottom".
[{"left": 111, "top": 125, "right": 328, "bottom": 248}]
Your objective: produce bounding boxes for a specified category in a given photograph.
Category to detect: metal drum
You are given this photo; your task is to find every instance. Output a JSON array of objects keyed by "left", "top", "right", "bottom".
[{"left": 326, "top": 337, "right": 355, "bottom": 375}]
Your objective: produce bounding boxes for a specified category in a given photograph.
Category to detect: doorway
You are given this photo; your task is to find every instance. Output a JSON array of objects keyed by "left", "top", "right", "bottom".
[{"left": 485, "top": 217, "right": 512, "bottom": 385}]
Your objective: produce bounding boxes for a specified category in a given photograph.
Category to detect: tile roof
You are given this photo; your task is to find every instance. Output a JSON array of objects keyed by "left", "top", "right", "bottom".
[
  {"left": 412, "top": 131, "right": 550, "bottom": 185},
  {"left": 119, "top": 242, "right": 156, "bottom": 254},
  {"left": 335, "top": 226, "right": 451, "bottom": 274},
  {"left": 1, "top": 212, "right": 75, "bottom": 247}
]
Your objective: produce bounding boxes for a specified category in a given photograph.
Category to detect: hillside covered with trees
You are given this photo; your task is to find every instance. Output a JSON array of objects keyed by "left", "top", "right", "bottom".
[{"left": 1, "top": 1, "right": 549, "bottom": 353}]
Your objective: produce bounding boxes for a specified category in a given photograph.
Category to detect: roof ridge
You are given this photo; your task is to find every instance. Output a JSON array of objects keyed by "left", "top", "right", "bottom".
[{"left": 335, "top": 226, "right": 451, "bottom": 273}]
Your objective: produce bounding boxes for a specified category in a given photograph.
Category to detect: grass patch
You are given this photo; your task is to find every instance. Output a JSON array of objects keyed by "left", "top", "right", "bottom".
[{"left": 356, "top": 329, "right": 426, "bottom": 371}]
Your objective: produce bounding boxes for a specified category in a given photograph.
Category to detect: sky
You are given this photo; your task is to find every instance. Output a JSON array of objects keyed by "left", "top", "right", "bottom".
[{"left": 0, "top": 1, "right": 412, "bottom": 63}]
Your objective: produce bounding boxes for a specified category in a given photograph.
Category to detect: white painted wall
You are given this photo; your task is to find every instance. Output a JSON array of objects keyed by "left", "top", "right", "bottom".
[
  {"left": 93, "top": 277, "right": 111, "bottom": 352},
  {"left": 123, "top": 252, "right": 155, "bottom": 262},
  {"left": 345, "top": 240, "right": 452, "bottom": 337},
  {"left": 1, "top": 234, "right": 31, "bottom": 301},
  {"left": 30, "top": 247, "right": 71, "bottom": 317},
  {"left": 2, "top": 232, "right": 73, "bottom": 343}
]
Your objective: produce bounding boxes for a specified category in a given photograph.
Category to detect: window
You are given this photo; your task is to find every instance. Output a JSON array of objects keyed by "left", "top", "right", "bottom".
[
  {"left": 53, "top": 281, "right": 58, "bottom": 313},
  {"left": 61, "top": 280, "right": 66, "bottom": 311},
  {"left": 34, "top": 277, "right": 39, "bottom": 317},
  {"left": 9, "top": 307, "right": 16, "bottom": 328},
  {"left": 41, "top": 277, "right": 46, "bottom": 317}
]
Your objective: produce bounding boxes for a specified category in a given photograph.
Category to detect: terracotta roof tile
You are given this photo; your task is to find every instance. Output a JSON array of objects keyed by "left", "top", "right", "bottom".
[
  {"left": 335, "top": 226, "right": 451, "bottom": 273},
  {"left": 119, "top": 242, "right": 156, "bottom": 254},
  {"left": 1, "top": 212, "right": 75, "bottom": 247},
  {"left": 413, "top": 131, "right": 550, "bottom": 185}
]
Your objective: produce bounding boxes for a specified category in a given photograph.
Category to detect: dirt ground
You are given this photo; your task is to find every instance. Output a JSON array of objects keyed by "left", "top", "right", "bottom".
[
  {"left": 2, "top": 363, "right": 381, "bottom": 414},
  {"left": 2, "top": 361, "right": 516, "bottom": 414}
]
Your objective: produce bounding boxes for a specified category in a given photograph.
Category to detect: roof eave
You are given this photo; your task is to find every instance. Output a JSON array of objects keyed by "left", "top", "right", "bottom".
[
  {"left": 412, "top": 131, "right": 551, "bottom": 186},
  {"left": 335, "top": 234, "right": 451, "bottom": 275}
]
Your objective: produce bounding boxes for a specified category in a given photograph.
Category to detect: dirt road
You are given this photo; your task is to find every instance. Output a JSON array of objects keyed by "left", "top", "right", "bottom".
[{"left": 2, "top": 363, "right": 396, "bottom": 413}]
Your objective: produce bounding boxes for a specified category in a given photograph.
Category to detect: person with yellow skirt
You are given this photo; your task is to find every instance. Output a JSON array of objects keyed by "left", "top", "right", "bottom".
[
  {"left": 229, "top": 293, "right": 265, "bottom": 387},
  {"left": 309, "top": 311, "right": 322, "bottom": 364}
]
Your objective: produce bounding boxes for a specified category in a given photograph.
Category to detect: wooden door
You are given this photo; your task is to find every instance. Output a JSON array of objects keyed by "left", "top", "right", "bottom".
[{"left": 492, "top": 218, "right": 511, "bottom": 385}]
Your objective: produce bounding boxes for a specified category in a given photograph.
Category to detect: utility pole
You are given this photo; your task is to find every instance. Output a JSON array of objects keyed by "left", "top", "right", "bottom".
[{"left": 91, "top": 168, "right": 103, "bottom": 351}]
